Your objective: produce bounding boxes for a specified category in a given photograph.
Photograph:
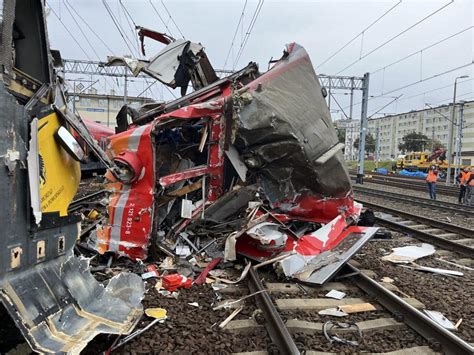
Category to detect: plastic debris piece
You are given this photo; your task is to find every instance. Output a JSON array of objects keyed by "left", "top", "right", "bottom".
[
  {"left": 382, "top": 243, "right": 435, "bottom": 264},
  {"left": 142, "top": 265, "right": 160, "bottom": 279},
  {"left": 145, "top": 308, "right": 167, "bottom": 319},
  {"left": 410, "top": 263, "right": 463, "bottom": 277},
  {"left": 159, "top": 256, "right": 175, "bottom": 269},
  {"left": 211, "top": 283, "right": 228, "bottom": 291},
  {"left": 325, "top": 290, "right": 346, "bottom": 300},
  {"left": 188, "top": 302, "right": 199, "bottom": 307},
  {"left": 158, "top": 290, "right": 179, "bottom": 299},
  {"left": 87, "top": 209, "right": 100, "bottom": 219},
  {"left": 338, "top": 303, "right": 376, "bottom": 314},
  {"left": 318, "top": 308, "right": 348, "bottom": 317},
  {"left": 175, "top": 244, "right": 191, "bottom": 257},
  {"left": 155, "top": 280, "right": 163, "bottom": 291},
  {"left": 162, "top": 273, "right": 193, "bottom": 291},
  {"left": 424, "top": 310, "right": 456, "bottom": 330},
  {"left": 381, "top": 277, "right": 394, "bottom": 283}
]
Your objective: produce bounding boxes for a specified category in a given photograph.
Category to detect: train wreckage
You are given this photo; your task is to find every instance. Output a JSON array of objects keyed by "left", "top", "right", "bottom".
[{"left": 0, "top": 1, "right": 377, "bottom": 353}]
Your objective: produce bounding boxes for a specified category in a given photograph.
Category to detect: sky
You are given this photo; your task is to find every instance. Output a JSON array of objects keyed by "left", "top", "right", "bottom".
[{"left": 45, "top": 0, "right": 473, "bottom": 120}]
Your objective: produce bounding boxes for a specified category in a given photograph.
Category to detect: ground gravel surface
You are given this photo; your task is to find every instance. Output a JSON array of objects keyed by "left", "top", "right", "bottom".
[{"left": 353, "top": 235, "right": 474, "bottom": 343}]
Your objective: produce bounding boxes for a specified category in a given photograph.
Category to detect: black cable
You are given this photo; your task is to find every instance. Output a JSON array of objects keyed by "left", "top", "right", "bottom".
[
  {"left": 102, "top": 0, "right": 136, "bottom": 55},
  {"left": 223, "top": 0, "right": 248, "bottom": 70},
  {"left": 47, "top": 2, "right": 92, "bottom": 60},
  {"left": 336, "top": 0, "right": 454, "bottom": 75},
  {"left": 161, "top": 0, "right": 185, "bottom": 39},
  {"left": 317, "top": 0, "right": 402, "bottom": 69},
  {"left": 149, "top": 0, "right": 175, "bottom": 37},
  {"left": 65, "top": 0, "right": 115, "bottom": 55},
  {"left": 232, "top": 0, "right": 265, "bottom": 70},
  {"left": 371, "top": 26, "right": 473, "bottom": 75}
]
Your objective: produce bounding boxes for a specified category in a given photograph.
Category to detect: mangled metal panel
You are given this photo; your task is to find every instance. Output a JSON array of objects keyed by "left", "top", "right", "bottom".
[
  {"left": 95, "top": 39, "right": 377, "bottom": 282},
  {"left": 107, "top": 27, "right": 218, "bottom": 95},
  {"left": 236, "top": 43, "right": 353, "bottom": 222}
]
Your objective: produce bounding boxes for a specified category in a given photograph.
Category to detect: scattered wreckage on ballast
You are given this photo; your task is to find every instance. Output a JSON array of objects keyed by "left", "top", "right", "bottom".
[
  {"left": 89, "top": 27, "right": 378, "bottom": 284},
  {"left": 0, "top": 2, "right": 376, "bottom": 353}
]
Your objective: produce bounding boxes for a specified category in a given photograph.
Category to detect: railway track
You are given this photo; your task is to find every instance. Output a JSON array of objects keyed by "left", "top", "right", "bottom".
[
  {"left": 354, "top": 186, "right": 474, "bottom": 217},
  {"left": 357, "top": 199, "right": 474, "bottom": 258},
  {"left": 349, "top": 174, "right": 459, "bottom": 197},
  {"left": 218, "top": 265, "right": 473, "bottom": 355}
]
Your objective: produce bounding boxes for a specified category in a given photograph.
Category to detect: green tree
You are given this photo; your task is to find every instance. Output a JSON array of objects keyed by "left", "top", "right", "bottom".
[
  {"left": 398, "top": 132, "right": 430, "bottom": 152},
  {"left": 353, "top": 133, "right": 375, "bottom": 153}
]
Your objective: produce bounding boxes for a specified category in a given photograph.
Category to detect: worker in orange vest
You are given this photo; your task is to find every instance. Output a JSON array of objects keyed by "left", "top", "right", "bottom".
[
  {"left": 456, "top": 167, "right": 470, "bottom": 204},
  {"left": 466, "top": 167, "right": 474, "bottom": 206},
  {"left": 426, "top": 165, "right": 439, "bottom": 200}
]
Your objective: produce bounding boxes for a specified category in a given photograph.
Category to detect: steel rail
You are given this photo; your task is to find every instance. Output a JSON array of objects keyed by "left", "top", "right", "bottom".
[
  {"left": 248, "top": 266, "right": 300, "bottom": 355},
  {"left": 350, "top": 175, "right": 459, "bottom": 196},
  {"left": 354, "top": 186, "right": 474, "bottom": 216},
  {"left": 374, "top": 216, "right": 474, "bottom": 257},
  {"left": 358, "top": 200, "right": 473, "bottom": 238},
  {"left": 344, "top": 264, "right": 474, "bottom": 355}
]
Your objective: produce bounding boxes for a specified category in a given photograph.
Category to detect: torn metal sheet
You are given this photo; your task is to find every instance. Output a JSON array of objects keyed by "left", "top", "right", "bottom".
[
  {"left": 1, "top": 253, "right": 144, "bottom": 354},
  {"left": 382, "top": 243, "right": 436, "bottom": 264},
  {"left": 95, "top": 29, "right": 376, "bottom": 284}
]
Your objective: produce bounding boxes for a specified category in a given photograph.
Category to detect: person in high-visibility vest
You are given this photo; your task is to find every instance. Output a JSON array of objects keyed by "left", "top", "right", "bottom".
[
  {"left": 456, "top": 167, "right": 470, "bottom": 204},
  {"left": 426, "top": 165, "right": 439, "bottom": 200},
  {"left": 466, "top": 167, "right": 474, "bottom": 206}
]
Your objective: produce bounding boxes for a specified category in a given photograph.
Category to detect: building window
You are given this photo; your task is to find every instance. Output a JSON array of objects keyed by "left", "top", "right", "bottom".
[
  {"left": 99, "top": 99, "right": 108, "bottom": 107},
  {"left": 80, "top": 98, "right": 91, "bottom": 106}
]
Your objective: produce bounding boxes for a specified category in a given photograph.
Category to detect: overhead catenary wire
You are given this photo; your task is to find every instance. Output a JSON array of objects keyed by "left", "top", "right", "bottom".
[
  {"left": 316, "top": 0, "right": 402, "bottom": 69},
  {"left": 119, "top": 0, "right": 141, "bottom": 56},
  {"left": 371, "top": 26, "right": 473, "bottom": 75},
  {"left": 329, "top": 91, "right": 350, "bottom": 119},
  {"left": 160, "top": 0, "right": 185, "bottom": 39},
  {"left": 47, "top": 2, "right": 92, "bottom": 61},
  {"left": 336, "top": 0, "right": 454, "bottom": 75},
  {"left": 232, "top": 0, "right": 265, "bottom": 70},
  {"left": 102, "top": 0, "right": 136, "bottom": 55},
  {"left": 344, "top": 62, "right": 473, "bottom": 111},
  {"left": 63, "top": 1, "right": 116, "bottom": 92},
  {"left": 223, "top": 0, "right": 248, "bottom": 70},
  {"left": 149, "top": 0, "right": 175, "bottom": 37},
  {"left": 65, "top": 0, "right": 115, "bottom": 55}
]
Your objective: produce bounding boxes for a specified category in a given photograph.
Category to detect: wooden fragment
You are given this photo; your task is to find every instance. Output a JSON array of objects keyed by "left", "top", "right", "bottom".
[
  {"left": 276, "top": 298, "right": 366, "bottom": 311},
  {"left": 338, "top": 302, "right": 376, "bottom": 313}
]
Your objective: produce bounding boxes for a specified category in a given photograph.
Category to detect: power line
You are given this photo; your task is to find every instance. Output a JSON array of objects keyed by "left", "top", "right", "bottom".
[
  {"left": 336, "top": 0, "right": 454, "bottom": 75},
  {"left": 371, "top": 26, "right": 473, "bottom": 75},
  {"left": 371, "top": 62, "right": 473, "bottom": 99},
  {"left": 65, "top": 0, "right": 115, "bottom": 55},
  {"left": 368, "top": 95, "right": 402, "bottom": 118},
  {"left": 102, "top": 0, "right": 136, "bottom": 55},
  {"left": 344, "top": 61, "right": 473, "bottom": 110},
  {"left": 161, "top": 0, "right": 185, "bottom": 39},
  {"left": 63, "top": 2, "right": 102, "bottom": 61},
  {"left": 316, "top": 0, "right": 402, "bottom": 69},
  {"left": 395, "top": 78, "right": 474, "bottom": 104},
  {"left": 47, "top": 2, "right": 92, "bottom": 61},
  {"left": 63, "top": 1, "right": 116, "bottom": 93},
  {"left": 149, "top": 0, "right": 175, "bottom": 38},
  {"left": 223, "top": 0, "right": 248, "bottom": 70},
  {"left": 119, "top": 0, "right": 141, "bottom": 56},
  {"left": 232, "top": 0, "right": 265, "bottom": 70},
  {"left": 329, "top": 91, "right": 350, "bottom": 119}
]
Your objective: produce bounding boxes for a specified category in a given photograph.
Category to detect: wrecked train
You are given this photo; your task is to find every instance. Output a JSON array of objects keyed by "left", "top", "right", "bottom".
[
  {"left": 90, "top": 30, "right": 377, "bottom": 283},
  {"left": 0, "top": 2, "right": 376, "bottom": 353}
]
